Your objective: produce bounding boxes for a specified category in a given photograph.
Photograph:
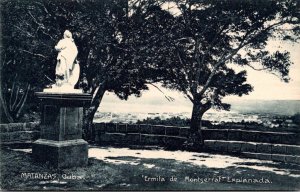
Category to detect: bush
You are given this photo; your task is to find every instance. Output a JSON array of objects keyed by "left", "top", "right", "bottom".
[
  {"left": 137, "top": 116, "right": 212, "bottom": 127},
  {"left": 291, "top": 113, "right": 300, "bottom": 125}
]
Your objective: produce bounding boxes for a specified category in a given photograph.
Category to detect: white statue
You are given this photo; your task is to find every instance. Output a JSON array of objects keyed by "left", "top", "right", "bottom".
[{"left": 45, "top": 30, "right": 81, "bottom": 93}]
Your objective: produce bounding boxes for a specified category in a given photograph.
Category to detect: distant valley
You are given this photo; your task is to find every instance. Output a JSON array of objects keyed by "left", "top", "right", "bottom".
[{"left": 229, "top": 100, "right": 300, "bottom": 115}]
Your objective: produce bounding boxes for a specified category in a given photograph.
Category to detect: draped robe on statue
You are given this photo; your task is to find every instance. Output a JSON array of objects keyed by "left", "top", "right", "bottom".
[{"left": 55, "top": 37, "right": 78, "bottom": 83}]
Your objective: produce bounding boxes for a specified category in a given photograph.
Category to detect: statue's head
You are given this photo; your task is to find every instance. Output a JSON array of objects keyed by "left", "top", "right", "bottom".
[{"left": 63, "top": 30, "right": 72, "bottom": 39}]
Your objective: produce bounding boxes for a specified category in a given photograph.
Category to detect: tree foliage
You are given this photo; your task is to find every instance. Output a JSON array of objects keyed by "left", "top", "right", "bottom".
[
  {"left": 1, "top": 0, "right": 53, "bottom": 122},
  {"left": 133, "top": 0, "right": 300, "bottom": 147},
  {"left": 291, "top": 113, "right": 300, "bottom": 125},
  {"left": 1, "top": 0, "right": 299, "bottom": 150},
  {"left": 0, "top": 0, "right": 152, "bottom": 123}
]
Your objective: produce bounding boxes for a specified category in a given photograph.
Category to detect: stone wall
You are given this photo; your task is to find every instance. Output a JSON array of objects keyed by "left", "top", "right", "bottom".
[
  {"left": 213, "top": 123, "right": 299, "bottom": 133},
  {"left": 0, "top": 122, "right": 40, "bottom": 144},
  {"left": 203, "top": 129, "right": 300, "bottom": 144},
  {"left": 92, "top": 123, "right": 300, "bottom": 145},
  {"left": 204, "top": 140, "right": 300, "bottom": 164},
  {"left": 92, "top": 122, "right": 300, "bottom": 164},
  {"left": 1, "top": 121, "right": 299, "bottom": 164},
  {"left": 92, "top": 123, "right": 187, "bottom": 148}
]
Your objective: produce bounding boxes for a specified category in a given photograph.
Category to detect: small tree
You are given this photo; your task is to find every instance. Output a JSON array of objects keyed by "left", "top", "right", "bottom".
[
  {"left": 1, "top": 0, "right": 53, "bottom": 122},
  {"left": 141, "top": 0, "right": 299, "bottom": 148}
]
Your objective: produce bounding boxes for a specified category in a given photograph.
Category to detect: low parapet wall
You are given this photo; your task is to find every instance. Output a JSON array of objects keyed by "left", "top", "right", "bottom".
[
  {"left": 0, "top": 122, "right": 40, "bottom": 144},
  {"left": 204, "top": 140, "right": 300, "bottom": 164},
  {"left": 1, "top": 122, "right": 299, "bottom": 164},
  {"left": 92, "top": 122, "right": 300, "bottom": 164},
  {"left": 212, "top": 123, "right": 299, "bottom": 133},
  {"left": 92, "top": 123, "right": 187, "bottom": 148},
  {"left": 203, "top": 129, "right": 300, "bottom": 145},
  {"left": 92, "top": 123, "right": 300, "bottom": 145}
]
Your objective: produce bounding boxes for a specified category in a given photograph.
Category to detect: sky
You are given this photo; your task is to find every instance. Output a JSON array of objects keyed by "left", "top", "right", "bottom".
[{"left": 226, "top": 40, "right": 300, "bottom": 101}]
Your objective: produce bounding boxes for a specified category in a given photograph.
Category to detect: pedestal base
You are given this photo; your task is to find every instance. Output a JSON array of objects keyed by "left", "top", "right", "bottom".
[
  {"left": 32, "top": 139, "right": 88, "bottom": 168},
  {"left": 34, "top": 92, "right": 92, "bottom": 168}
]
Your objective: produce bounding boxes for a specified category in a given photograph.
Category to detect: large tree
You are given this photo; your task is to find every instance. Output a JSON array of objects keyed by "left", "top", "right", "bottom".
[
  {"left": 0, "top": 0, "right": 155, "bottom": 125},
  {"left": 141, "top": 0, "right": 300, "bottom": 148}
]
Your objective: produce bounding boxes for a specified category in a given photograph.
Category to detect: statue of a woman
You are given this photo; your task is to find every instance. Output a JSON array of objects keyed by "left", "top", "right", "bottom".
[{"left": 54, "top": 30, "right": 79, "bottom": 88}]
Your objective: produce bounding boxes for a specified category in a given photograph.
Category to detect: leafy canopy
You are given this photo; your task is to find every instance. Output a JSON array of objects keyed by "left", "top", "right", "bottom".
[
  {"left": 138, "top": 0, "right": 299, "bottom": 112},
  {"left": 1, "top": 0, "right": 152, "bottom": 122}
]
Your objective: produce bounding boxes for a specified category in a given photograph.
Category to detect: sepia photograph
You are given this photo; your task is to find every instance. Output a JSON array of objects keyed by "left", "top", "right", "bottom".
[{"left": 0, "top": 0, "right": 300, "bottom": 191}]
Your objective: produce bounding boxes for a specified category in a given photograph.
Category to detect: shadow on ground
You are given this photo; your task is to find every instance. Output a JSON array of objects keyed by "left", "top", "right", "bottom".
[{"left": 1, "top": 145, "right": 300, "bottom": 190}]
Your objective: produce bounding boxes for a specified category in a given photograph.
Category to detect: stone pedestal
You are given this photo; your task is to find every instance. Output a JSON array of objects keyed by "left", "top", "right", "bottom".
[{"left": 33, "top": 92, "right": 92, "bottom": 168}]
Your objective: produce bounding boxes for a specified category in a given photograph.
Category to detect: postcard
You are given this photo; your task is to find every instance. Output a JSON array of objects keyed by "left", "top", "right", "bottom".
[{"left": 1, "top": 0, "right": 300, "bottom": 191}]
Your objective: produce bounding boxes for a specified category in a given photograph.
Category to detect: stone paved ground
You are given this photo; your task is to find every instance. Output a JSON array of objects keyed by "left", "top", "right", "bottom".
[{"left": 1, "top": 145, "right": 300, "bottom": 190}]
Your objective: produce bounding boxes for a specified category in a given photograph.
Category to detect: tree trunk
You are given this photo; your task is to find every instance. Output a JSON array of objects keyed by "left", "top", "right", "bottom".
[
  {"left": 0, "top": 63, "right": 14, "bottom": 123},
  {"left": 190, "top": 102, "right": 203, "bottom": 133},
  {"left": 185, "top": 102, "right": 205, "bottom": 150},
  {"left": 0, "top": 89, "right": 14, "bottom": 123},
  {"left": 15, "top": 84, "right": 31, "bottom": 119},
  {"left": 83, "top": 82, "right": 106, "bottom": 141},
  {"left": 0, "top": 77, "right": 13, "bottom": 123}
]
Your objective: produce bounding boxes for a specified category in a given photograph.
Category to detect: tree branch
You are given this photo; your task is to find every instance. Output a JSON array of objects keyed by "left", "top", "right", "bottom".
[
  {"left": 28, "top": 11, "right": 45, "bottom": 29},
  {"left": 174, "top": 51, "right": 194, "bottom": 102},
  {"left": 246, "top": 64, "right": 269, "bottom": 71},
  {"left": 0, "top": 64, "right": 14, "bottom": 122},
  {"left": 44, "top": 75, "right": 55, "bottom": 83},
  {"left": 176, "top": 50, "right": 192, "bottom": 85},
  {"left": 15, "top": 25, "right": 34, "bottom": 37},
  {"left": 34, "top": 2, "right": 49, "bottom": 14},
  {"left": 19, "top": 49, "right": 48, "bottom": 59},
  {"left": 185, "top": 93, "right": 193, "bottom": 103},
  {"left": 192, "top": 22, "right": 230, "bottom": 96},
  {"left": 9, "top": 76, "right": 16, "bottom": 111},
  {"left": 198, "top": 37, "right": 248, "bottom": 97},
  {"left": 15, "top": 84, "right": 30, "bottom": 118},
  {"left": 246, "top": 63, "right": 281, "bottom": 79},
  {"left": 11, "top": 86, "right": 20, "bottom": 111},
  {"left": 197, "top": 19, "right": 288, "bottom": 98},
  {"left": 148, "top": 83, "right": 175, "bottom": 102}
]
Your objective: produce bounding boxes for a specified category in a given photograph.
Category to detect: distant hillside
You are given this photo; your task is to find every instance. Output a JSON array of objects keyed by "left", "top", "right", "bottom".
[{"left": 230, "top": 100, "right": 300, "bottom": 115}]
